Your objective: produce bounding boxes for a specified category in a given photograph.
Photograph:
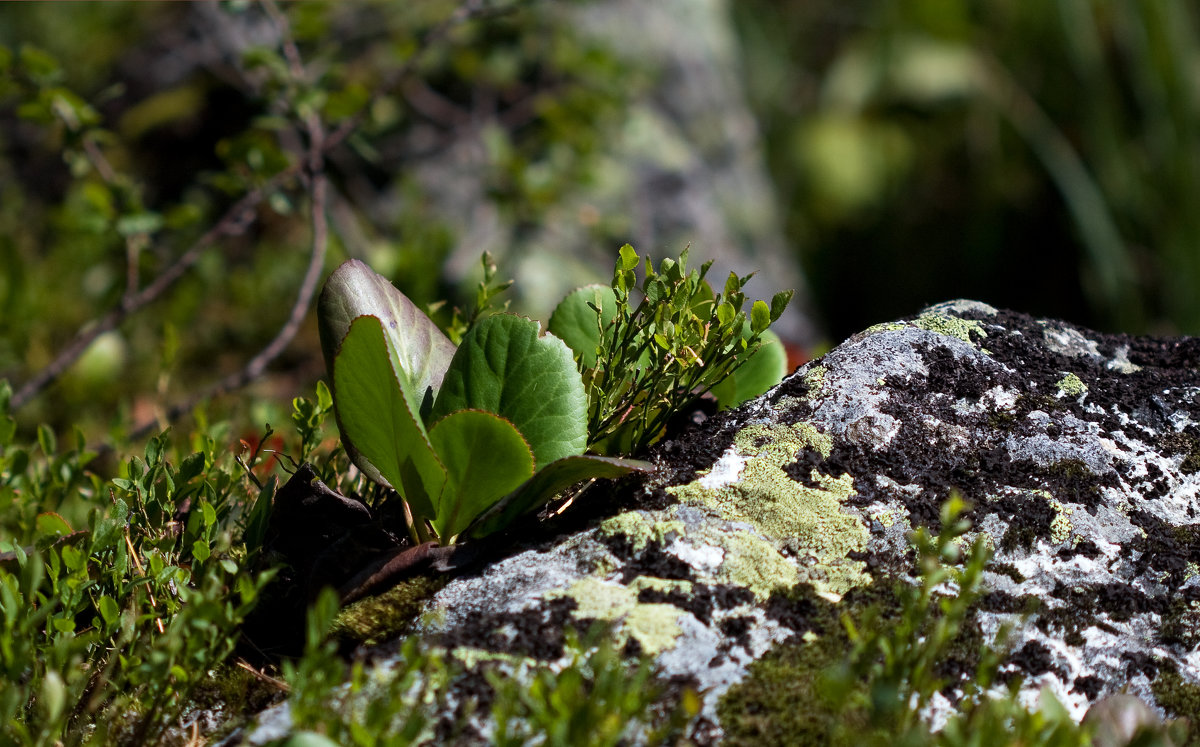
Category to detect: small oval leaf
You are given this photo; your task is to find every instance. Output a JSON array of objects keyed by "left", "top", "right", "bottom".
[
  {"left": 710, "top": 330, "right": 789, "bottom": 410},
  {"left": 548, "top": 284, "right": 618, "bottom": 370}
]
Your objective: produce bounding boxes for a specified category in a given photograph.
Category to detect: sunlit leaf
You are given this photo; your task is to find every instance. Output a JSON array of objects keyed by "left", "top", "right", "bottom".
[
  {"left": 332, "top": 315, "right": 445, "bottom": 517},
  {"left": 431, "top": 314, "right": 586, "bottom": 470},
  {"left": 427, "top": 410, "right": 534, "bottom": 540}
]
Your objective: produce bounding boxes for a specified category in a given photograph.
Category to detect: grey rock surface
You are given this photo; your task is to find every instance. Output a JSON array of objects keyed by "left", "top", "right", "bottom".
[
  {"left": 403, "top": 300, "right": 1200, "bottom": 741},
  {"left": 240, "top": 301, "right": 1200, "bottom": 743}
]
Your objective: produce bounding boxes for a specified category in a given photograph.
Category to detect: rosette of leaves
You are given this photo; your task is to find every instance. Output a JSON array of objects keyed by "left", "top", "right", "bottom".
[
  {"left": 549, "top": 244, "right": 793, "bottom": 454},
  {"left": 318, "top": 260, "right": 648, "bottom": 545}
]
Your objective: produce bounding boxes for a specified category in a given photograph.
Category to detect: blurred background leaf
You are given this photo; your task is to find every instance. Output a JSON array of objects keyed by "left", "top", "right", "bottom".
[{"left": 3, "top": 0, "right": 1198, "bottom": 446}]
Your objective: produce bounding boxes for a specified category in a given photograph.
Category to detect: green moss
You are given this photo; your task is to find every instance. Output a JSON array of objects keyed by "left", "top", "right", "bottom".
[
  {"left": 1161, "top": 599, "right": 1200, "bottom": 649},
  {"left": 187, "top": 662, "right": 284, "bottom": 738},
  {"left": 1151, "top": 667, "right": 1200, "bottom": 746},
  {"left": 913, "top": 312, "right": 987, "bottom": 345},
  {"left": 718, "top": 582, "right": 903, "bottom": 745},
  {"left": 331, "top": 574, "right": 445, "bottom": 647},
  {"left": 1161, "top": 431, "right": 1200, "bottom": 475},
  {"left": 548, "top": 578, "right": 683, "bottom": 656},
  {"left": 1055, "top": 372, "right": 1088, "bottom": 397},
  {"left": 670, "top": 421, "right": 868, "bottom": 596}
]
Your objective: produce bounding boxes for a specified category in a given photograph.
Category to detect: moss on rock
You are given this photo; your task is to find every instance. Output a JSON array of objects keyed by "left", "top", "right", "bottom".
[{"left": 332, "top": 574, "right": 446, "bottom": 647}]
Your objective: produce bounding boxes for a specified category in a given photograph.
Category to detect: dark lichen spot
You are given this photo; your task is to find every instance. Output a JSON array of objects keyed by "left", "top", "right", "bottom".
[
  {"left": 1007, "top": 640, "right": 1064, "bottom": 680},
  {"left": 992, "top": 493, "right": 1057, "bottom": 551},
  {"left": 606, "top": 538, "right": 696, "bottom": 584},
  {"left": 1121, "top": 651, "right": 1160, "bottom": 681},
  {"left": 719, "top": 615, "right": 753, "bottom": 651},
  {"left": 637, "top": 583, "right": 715, "bottom": 624},
  {"left": 988, "top": 563, "right": 1027, "bottom": 584},
  {"left": 1128, "top": 510, "right": 1200, "bottom": 587},
  {"left": 1057, "top": 539, "right": 1102, "bottom": 560},
  {"left": 712, "top": 584, "right": 756, "bottom": 610},
  {"left": 436, "top": 597, "right": 579, "bottom": 661},
  {"left": 1072, "top": 675, "right": 1104, "bottom": 700}
]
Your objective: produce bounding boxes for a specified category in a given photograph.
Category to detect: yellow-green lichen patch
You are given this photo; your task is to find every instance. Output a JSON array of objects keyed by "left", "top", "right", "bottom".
[
  {"left": 863, "top": 321, "right": 907, "bottom": 336},
  {"left": 630, "top": 576, "right": 693, "bottom": 596},
  {"left": 1049, "top": 497, "right": 1073, "bottom": 545},
  {"left": 597, "top": 511, "right": 685, "bottom": 553},
  {"left": 669, "top": 422, "right": 869, "bottom": 596},
  {"left": 1056, "top": 372, "right": 1088, "bottom": 398},
  {"left": 712, "top": 531, "right": 799, "bottom": 600},
  {"left": 913, "top": 312, "right": 987, "bottom": 345},
  {"left": 732, "top": 421, "right": 832, "bottom": 461},
  {"left": 450, "top": 646, "right": 535, "bottom": 671},
  {"left": 872, "top": 509, "right": 896, "bottom": 528},
  {"left": 546, "top": 578, "right": 683, "bottom": 656},
  {"left": 802, "top": 364, "right": 829, "bottom": 397}
]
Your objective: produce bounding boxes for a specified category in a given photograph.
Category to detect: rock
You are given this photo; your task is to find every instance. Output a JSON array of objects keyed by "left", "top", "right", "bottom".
[{"left": 243, "top": 301, "right": 1200, "bottom": 743}]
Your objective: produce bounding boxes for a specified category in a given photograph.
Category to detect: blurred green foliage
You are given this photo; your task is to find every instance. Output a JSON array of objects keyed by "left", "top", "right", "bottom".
[
  {"left": 0, "top": 1, "right": 637, "bottom": 444},
  {"left": 734, "top": 0, "right": 1200, "bottom": 339}
]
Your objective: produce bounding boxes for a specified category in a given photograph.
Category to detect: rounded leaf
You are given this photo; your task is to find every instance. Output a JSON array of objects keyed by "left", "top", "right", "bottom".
[
  {"left": 427, "top": 410, "right": 535, "bottom": 540},
  {"left": 710, "top": 330, "right": 789, "bottom": 410},
  {"left": 548, "top": 284, "right": 618, "bottom": 369},
  {"left": 431, "top": 314, "right": 587, "bottom": 469},
  {"left": 319, "top": 259, "right": 455, "bottom": 419}
]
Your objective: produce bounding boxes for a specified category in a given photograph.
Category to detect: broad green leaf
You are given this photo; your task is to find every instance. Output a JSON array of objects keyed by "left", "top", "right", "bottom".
[
  {"left": 427, "top": 410, "right": 534, "bottom": 540},
  {"left": 97, "top": 596, "right": 120, "bottom": 627},
  {"left": 35, "top": 512, "right": 72, "bottom": 540},
  {"left": 548, "top": 284, "right": 618, "bottom": 369},
  {"left": 710, "top": 330, "right": 789, "bottom": 410},
  {"left": 333, "top": 315, "right": 444, "bottom": 518},
  {"left": 431, "top": 314, "right": 587, "bottom": 469},
  {"left": 466, "top": 455, "right": 653, "bottom": 539},
  {"left": 318, "top": 259, "right": 455, "bottom": 419}
]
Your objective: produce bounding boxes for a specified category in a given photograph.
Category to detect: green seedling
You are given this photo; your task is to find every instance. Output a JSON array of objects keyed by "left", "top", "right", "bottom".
[
  {"left": 318, "top": 259, "right": 648, "bottom": 545},
  {"left": 549, "top": 244, "right": 793, "bottom": 454}
]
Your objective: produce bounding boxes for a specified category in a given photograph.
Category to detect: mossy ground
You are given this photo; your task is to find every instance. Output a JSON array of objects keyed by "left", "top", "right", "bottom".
[{"left": 332, "top": 574, "right": 446, "bottom": 648}]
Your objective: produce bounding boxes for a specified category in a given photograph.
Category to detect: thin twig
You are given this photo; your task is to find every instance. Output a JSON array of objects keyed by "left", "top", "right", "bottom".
[
  {"left": 12, "top": 0, "right": 501, "bottom": 416},
  {"left": 11, "top": 165, "right": 300, "bottom": 411},
  {"left": 128, "top": 2, "right": 329, "bottom": 443},
  {"left": 235, "top": 658, "right": 290, "bottom": 692}
]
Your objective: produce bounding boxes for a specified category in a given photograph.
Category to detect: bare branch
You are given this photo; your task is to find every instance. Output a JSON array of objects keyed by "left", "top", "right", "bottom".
[
  {"left": 128, "top": 0, "right": 330, "bottom": 441},
  {"left": 11, "top": 165, "right": 301, "bottom": 411},
  {"left": 11, "top": 0, "right": 504, "bottom": 416}
]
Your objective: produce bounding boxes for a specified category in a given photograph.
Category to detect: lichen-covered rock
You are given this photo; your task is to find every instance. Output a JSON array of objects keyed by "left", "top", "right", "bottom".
[{"left": 243, "top": 301, "right": 1200, "bottom": 743}]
